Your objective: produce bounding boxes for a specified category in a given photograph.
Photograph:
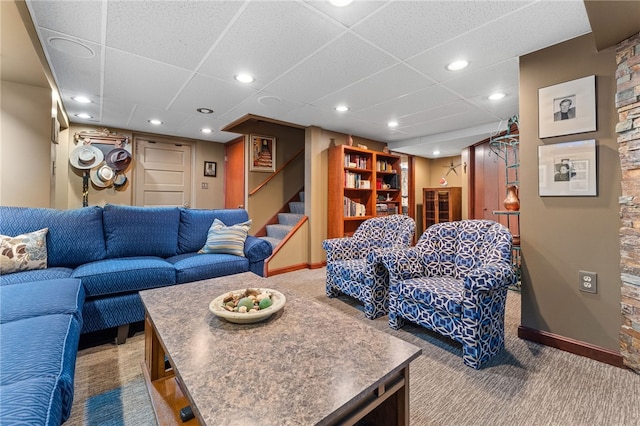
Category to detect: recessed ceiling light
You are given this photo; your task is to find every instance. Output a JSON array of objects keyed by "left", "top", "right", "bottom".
[
  {"left": 234, "top": 74, "right": 254, "bottom": 83},
  {"left": 197, "top": 108, "right": 214, "bottom": 114},
  {"left": 148, "top": 119, "right": 163, "bottom": 125},
  {"left": 387, "top": 121, "right": 399, "bottom": 128},
  {"left": 330, "top": 0, "right": 353, "bottom": 6},
  {"left": 72, "top": 96, "right": 91, "bottom": 103},
  {"left": 488, "top": 92, "right": 506, "bottom": 100},
  {"left": 335, "top": 105, "right": 349, "bottom": 112},
  {"left": 433, "top": 150, "right": 441, "bottom": 156},
  {"left": 446, "top": 60, "right": 469, "bottom": 71},
  {"left": 48, "top": 37, "right": 94, "bottom": 58},
  {"left": 75, "top": 113, "right": 93, "bottom": 119},
  {"left": 201, "top": 128, "right": 213, "bottom": 134}
]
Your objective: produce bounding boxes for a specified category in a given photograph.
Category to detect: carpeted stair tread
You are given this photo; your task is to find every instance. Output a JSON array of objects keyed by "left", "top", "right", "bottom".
[
  {"left": 277, "top": 213, "right": 304, "bottom": 226},
  {"left": 266, "top": 224, "right": 293, "bottom": 240},
  {"left": 289, "top": 201, "right": 304, "bottom": 214}
]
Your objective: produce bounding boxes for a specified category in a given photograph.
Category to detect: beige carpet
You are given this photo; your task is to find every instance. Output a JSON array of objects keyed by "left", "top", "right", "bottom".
[{"left": 67, "top": 268, "right": 640, "bottom": 425}]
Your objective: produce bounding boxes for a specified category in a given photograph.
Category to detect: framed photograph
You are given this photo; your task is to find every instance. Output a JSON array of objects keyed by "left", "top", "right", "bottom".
[
  {"left": 204, "top": 161, "right": 217, "bottom": 177},
  {"left": 538, "top": 139, "right": 597, "bottom": 196},
  {"left": 250, "top": 134, "right": 276, "bottom": 172},
  {"left": 538, "top": 75, "right": 596, "bottom": 138}
]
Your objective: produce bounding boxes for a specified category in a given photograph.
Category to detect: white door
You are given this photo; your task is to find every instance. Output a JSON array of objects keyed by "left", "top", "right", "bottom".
[{"left": 134, "top": 139, "right": 192, "bottom": 207}]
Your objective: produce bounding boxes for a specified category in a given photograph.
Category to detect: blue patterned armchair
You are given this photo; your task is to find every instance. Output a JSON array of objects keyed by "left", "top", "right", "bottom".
[
  {"left": 381, "top": 220, "right": 515, "bottom": 369},
  {"left": 322, "top": 215, "right": 416, "bottom": 319}
]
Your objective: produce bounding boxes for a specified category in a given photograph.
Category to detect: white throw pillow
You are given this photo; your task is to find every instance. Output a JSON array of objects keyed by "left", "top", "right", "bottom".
[
  {"left": 0, "top": 228, "right": 48, "bottom": 274},
  {"left": 199, "top": 219, "right": 251, "bottom": 257}
]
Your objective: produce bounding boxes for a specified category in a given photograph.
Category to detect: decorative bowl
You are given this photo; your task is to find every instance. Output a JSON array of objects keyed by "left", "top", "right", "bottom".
[{"left": 208, "top": 288, "right": 286, "bottom": 324}]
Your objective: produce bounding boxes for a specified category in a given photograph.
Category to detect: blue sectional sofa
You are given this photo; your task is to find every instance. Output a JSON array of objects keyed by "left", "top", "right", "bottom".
[
  {"left": 0, "top": 204, "right": 272, "bottom": 336},
  {"left": 0, "top": 204, "right": 272, "bottom": 424},
  {"left": 0, "top": 278, "right": 85, "bottom": 425}
]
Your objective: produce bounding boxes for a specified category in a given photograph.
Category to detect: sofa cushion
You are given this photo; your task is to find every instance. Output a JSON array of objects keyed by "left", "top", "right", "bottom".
[
  {"left": 0, "top": 314, "right": 81, "bottom": 422},
  {"left": 0, "top": 267, "right": 73, "bottom": 286},
  {"left": 0, "top": 228, "right": 48, "bottom": 274},
  {"left": 103, "top": 204, "right": 180, "bottom": 258},
  {"left": 0, "top": 278, "right": 84, "bottom": 324},
  {"left": 0, "top": 206, "right": 106, "bottom": 268},
  {"left": 167, "top": 253, "right": 250, "bottom": 284},
  {"left": 199, "top": 218, "right": 251, "bottom": 257},
  {"left": 71, "top": 257, "right": 176, "bottom": 297},
  {"left": 395, "top": 276, "right": 464, "bottom": 317},
  {"left": 0, "top": 377, "right": 65, "bottom": 426},
  {"left": 177, "top": 208, "right": 250, "bottom": 254}
]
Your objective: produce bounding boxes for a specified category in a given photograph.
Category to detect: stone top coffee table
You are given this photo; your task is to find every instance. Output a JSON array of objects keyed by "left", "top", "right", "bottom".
[{"left": 140, "top": 272, "right": 421, "bottom": 425}]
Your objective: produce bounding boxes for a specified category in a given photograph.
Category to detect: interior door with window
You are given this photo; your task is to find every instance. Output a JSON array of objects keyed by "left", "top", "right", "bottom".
[{"left": 134, "top": 139, "right": 192, "bottom": 207}]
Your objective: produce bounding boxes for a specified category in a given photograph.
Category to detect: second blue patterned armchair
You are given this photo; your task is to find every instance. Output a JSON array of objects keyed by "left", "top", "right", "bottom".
[
  {"left": 381, "top": 220, "right": 515, "bottom": 369},
  {"left": 322, "top": 215, "right": 416, "bottom": 319}
]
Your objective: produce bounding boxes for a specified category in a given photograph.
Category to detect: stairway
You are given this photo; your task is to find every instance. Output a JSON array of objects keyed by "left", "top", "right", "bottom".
[{"left": 261, "top": 192, "right": 305, "bottom": 250}]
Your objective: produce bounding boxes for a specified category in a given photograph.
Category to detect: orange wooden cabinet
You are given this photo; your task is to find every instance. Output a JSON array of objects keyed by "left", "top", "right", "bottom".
[
  {"left": 328, "top": 145, "right": 402, "bottom": 238},
  {"left": 422, "top": 187, "right": 462, "bottom": 230}
]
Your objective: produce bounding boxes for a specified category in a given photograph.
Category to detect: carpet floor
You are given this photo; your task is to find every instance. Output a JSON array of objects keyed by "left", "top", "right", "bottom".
[{"left": 67, "top": 268, "right": 640, "bottom": 425}]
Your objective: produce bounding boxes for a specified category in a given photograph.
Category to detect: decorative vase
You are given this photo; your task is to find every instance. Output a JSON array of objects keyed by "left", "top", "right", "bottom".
[
  {"left": 504, "top": 184, "right": 520, "bottom": 211},
  {"left": 346, "top": 135, "right": 353, "bottom": 146}
]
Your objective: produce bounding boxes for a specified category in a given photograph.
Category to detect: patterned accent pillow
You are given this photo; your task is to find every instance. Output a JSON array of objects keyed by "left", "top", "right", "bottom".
[
  {"left": 199, "top": 219, "right": 251, "bottom": 257},
  {"left": 0, "top": 228, "right": 48, "bottom": 274}
]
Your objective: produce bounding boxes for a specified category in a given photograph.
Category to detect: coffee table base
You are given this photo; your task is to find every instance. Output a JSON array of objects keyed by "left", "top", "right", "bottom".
[{"left": 142, "top": 312, "right": 411, "bottom": 425}]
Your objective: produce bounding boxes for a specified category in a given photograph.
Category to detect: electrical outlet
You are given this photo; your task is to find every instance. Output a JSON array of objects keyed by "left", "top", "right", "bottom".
[
  {"left": 579, "top": 271, "right": 597, "bottom": 293},
  {"left": 201, "top": 182, "right": 208, "bottom": 189}
]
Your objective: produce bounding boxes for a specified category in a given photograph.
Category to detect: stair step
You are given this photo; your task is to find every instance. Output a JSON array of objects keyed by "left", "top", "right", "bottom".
[
  {"left": 266, "top": 224, "right": 292, "bottom": 240},
  {"left": 289, "top": 201, "right": 304, "bottom": 214},
  {"left": 260, "top": 236, "right": 281, "bottom": 250},
  {"left": 278, "top": 213, "right": 304, "bottom": 226}
]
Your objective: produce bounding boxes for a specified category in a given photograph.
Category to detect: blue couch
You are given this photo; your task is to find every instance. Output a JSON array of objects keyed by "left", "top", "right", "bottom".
[
  {"left": 0, "top": 278, "right": 85, "bottom": 425},
  {"left": 0, "top": 204, "right": 272, "bottom": 424},
  {"left": 0, "top": 204, "right": 273, "bottom": 336}
]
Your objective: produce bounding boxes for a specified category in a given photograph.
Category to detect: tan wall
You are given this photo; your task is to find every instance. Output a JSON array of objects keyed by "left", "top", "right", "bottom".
[
  {"left": 1, "top": 81, "right": 52, "bottom": 207},
  {"left": 61, "top": 124, "right": 226, "bottom": 209},
  {"left": 519, "top": 34, "right": 622, "bottom": 351}
]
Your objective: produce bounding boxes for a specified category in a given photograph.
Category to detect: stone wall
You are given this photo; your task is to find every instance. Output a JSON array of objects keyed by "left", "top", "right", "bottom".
[{"left": 616, "top": 32, "right": 640, "bottom": 374}]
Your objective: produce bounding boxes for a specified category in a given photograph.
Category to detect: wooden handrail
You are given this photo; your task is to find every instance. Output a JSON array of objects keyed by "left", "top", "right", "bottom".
[{"left": 249, "top": 148, "right": 304, "bottom": 196}]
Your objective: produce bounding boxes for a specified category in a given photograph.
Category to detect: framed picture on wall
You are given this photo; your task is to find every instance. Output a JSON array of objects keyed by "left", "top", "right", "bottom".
[
  {"left": 204, "top": 161, "right": 217, "bottom": 177},
  {"left": 538, "top": 75, "right": 596, "bottom": 138},
  {"left": 538, "top": 139, "right": 597, "bottom": 196},
  {"left": 250, "top": 134, "right": 276, "bottom": 172}
]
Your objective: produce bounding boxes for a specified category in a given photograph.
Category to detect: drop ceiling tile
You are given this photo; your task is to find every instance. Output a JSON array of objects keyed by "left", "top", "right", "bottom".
[
  {"left": 106, "top": 1, "right": 243, "bottom": 69},
  {"left": 28, "top": 0, "right": 103, "bottom": 43},
  {"left": 313, "top": 64, "right": 436, "bottom": 111},
  {"left": 169, "top": 74, "right": 257, "bottom": 118},
  {"left": 303, "top": 0, "right": 387, "bottom": 28},
  {"left": 103, "top": 48, "right": 192, "bottom": 107},
  {"left": 198, "top": 1, "right": 344, "bottom": 84},
  {"left": 128, "top": 105, "right": 192, "bottom": 134},
  {"left": 352, "top": 1, "right": 529, "bottom": 60},
  {"left": 219, "top": 92, "right": 304, "bottom": 124},
  {"left": 353, "top": 84, "right": 460, "bottom": 123},
  {"left": 441, "top": 59, "right": 519, "bottom": 99},
  {"left": 265, "top": 32, "right": 396, "bottom": 105},
  {"left": 38, "top": 29, "right": 102, "bottom": 95}
]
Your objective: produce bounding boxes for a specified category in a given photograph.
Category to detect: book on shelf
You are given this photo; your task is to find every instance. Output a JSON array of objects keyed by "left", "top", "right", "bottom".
[
  {"left": 376, "top": 203, "right": 398, "bottom": 215},
  {"left": 344, "top": 171, "right": 363, "bottom": 188},
  {"left": 344, "top": 197, "right": 366, "bottom": 217},
  {"left": 344, "top": 154, "right": 367, "bottom": 169}
]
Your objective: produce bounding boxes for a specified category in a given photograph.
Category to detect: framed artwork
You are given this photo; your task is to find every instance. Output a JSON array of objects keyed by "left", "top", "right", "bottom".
[
  {"left": 250, "top": 134, "right": 276, "bottom": 172},
  {"left": 538, "top": 139, "right": 597, "bottom": 196},
  {"left": 204, "top": 161, "right": 217, "bottom": 177},
  {"left": 538, "top": 75, "right": 596, "bottom": 138}
]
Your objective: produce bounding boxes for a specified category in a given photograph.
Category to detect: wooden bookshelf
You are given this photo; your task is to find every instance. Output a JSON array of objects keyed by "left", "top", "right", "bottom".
[
  {"left": 328, "top": 145, "right": 402, "bottom": 238},
  {"left": 422, "top": 187, "right": 462, "bottom": 229}
]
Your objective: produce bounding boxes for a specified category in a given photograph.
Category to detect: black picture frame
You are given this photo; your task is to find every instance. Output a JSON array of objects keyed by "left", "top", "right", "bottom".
[{"left": 204, "top": 161, "right": 217, "bottom": 177}]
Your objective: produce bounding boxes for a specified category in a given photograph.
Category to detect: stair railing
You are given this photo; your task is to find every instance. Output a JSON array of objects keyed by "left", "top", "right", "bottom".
[{"left": 249, "top": 148, "right": 304, "bottom": 196}]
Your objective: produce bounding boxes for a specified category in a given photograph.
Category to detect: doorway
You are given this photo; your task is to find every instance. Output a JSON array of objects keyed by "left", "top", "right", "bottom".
[{"left": 134, "top": 138, "right": 193, "bottom": 207}]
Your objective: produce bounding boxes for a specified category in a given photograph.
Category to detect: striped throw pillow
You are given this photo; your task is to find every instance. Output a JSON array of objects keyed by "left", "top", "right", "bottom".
[{"left": 199, "top": 219, "right": 251, "bottom": 257}]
